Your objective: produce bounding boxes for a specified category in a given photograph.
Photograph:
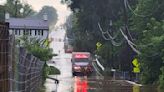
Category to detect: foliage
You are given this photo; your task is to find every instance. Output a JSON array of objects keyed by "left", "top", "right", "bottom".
[
  {"left": 49, "top": 66, "right": 60, "bottom": 75},
  {"left": 129, "top": 0, "right": 164, "bottom": 85},
  {"left": 19, "top": 36, "right": 59, "bottom": 82},
  {"left": 159, "top": 67, "right": 164, "bottom": 92},
  {"left": 137, "top": 19, "right": 164, "bottom": 84},
  {"left": 64, "top": 0, "right": 164, "bottom": 89},
  {"left": 0, "top": 5, "right": 5, "bottom": 22},
  {"left": 64, "top": 0, "right": 136, "bottom": 73},
  {"left": 4, "top": 0, "right": 35, "bottom": 17}
]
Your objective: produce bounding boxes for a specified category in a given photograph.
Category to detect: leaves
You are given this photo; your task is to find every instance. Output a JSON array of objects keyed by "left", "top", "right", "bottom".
[
  {"left": 4, "top": 0, "right": 35, "bottom": 17},
  {"left": 66, "top": 0, "right": 164, "bottom": 87}
]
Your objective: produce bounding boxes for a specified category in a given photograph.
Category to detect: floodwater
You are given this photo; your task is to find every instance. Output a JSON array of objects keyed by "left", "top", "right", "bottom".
[
  {"left": 45, "top": 53, "right": 158, "bottom": 92},
  {"left": 45, "top": 30, "right": 158, "bottom": 92},
  {"left": 72, "top": 76, "right": 158, "bottom": 92}
]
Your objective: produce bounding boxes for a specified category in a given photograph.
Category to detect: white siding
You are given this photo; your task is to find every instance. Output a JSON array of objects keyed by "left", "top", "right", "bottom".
[
  {"left": 44, "top": 30, "right": 48, "bottom": 38},
  {"left": 31, "top": 30, "right": 35, "bottom": 37},
  {"left": 9, "top": 28, "right": 49, "bottom": 43},
  {"left": 9, "top": 29, "right": 13, "bottom": 35}
]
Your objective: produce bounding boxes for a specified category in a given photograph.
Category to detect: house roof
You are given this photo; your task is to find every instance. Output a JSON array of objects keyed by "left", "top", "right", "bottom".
[{"left": 6, "top": 18, "right": 49, "bottom": 30}]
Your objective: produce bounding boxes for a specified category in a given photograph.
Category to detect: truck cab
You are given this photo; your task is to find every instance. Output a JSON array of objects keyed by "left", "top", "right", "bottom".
[{"left": 71, "top": 52, "right": 93, "bottom": 76}]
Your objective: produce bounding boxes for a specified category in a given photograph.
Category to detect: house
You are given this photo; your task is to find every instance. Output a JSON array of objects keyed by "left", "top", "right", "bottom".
[{"left": 5, "top": 13, "right": 49, "bottom": 41}]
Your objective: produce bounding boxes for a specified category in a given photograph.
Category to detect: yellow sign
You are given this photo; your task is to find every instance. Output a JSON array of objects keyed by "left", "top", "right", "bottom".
[
  {"left": 96, "top": 42, "right": 102, "bottom": 50},
  {"left": 133, "top": 67, "right": 140, "bottom": 73},
  {"left": 96, "top": 42, "right": 102, "bottom": 47},
  {"left": 132, "top": 58, "right": 139, "bottom": 67},
  {"left": 132, "top": 58, "right": 140, "bottom": 73}
]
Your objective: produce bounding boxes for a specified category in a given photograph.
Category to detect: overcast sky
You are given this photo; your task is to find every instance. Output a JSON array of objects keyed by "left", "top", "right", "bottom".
[
  {"left": 0, "top": 0, "right": 71, "bottom": 26},
  {"left": 27, "top": 0, "right": 71, "bottom": 26}
]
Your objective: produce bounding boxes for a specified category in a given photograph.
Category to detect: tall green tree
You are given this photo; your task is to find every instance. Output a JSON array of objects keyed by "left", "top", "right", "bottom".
[
  {"left": 129, "top": 0, "right": 164, "bottom": 84},
  {"left": 65, "top": 0, "right": 164, "bottom": 88},
  {"left": 5, "top": 0, "right": 35, "bottom": 17},
  {"left": 64, "top": 0, "right": 136, "bottom": 71}
]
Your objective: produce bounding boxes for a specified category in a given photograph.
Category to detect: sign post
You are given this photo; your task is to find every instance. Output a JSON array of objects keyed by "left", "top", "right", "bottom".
[{"left": 132, "top": 58, "right": 140, "bottom": 82}]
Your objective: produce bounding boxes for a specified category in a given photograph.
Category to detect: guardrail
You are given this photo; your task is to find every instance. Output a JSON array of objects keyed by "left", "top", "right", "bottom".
[
  {"left": 95, "top": 58, "right": 105, "bottom": 71},
  {"left": 92, "top": 55, "right": 105, "bottom": 77}
]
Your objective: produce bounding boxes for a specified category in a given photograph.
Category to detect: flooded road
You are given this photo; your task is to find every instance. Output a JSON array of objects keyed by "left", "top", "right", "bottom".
[
  {"left": 45, "top": 30, "right": 158, "bottom": 92},
  {"left": 73, "top": 76, "right": 158, "bottom": 92},
  {"left": 45, "top": 53, "right": 158, "bottom": 92}
]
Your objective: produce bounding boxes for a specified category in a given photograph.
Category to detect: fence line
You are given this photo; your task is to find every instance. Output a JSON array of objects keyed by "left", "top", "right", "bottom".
[
  {"left": 0, "top": 22, "right": 9, "bottom": 92},
  {"left": 0, "top": 23, "right": 45, "bottom": 92}
]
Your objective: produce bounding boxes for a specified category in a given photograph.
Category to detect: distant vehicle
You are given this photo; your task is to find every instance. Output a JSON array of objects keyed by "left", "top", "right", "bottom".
[
  {"left": 65, "top": 45, "right": 73, "bottom": 53},
  {"left": 71, "top": 52, "right": 93, "bottom": 76},
  {"left": 65, "top": 48, "right": 73, "bottom": 53}
]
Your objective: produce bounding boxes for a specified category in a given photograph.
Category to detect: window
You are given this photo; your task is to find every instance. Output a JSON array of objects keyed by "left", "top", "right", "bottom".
[
  {"left": 23, "top": 30, "right": 26, "bottom": 35},
  {"left": 19, "top": 30, "right": 20, "bottom": 35},
  {"left": 26, "top": 31, "right": 29, "bottom": 35},
  {"left": 38, "top": 30, "right": 41, "bottom": 35},
  {"left": 35, "top": 30, "right": 37, "bottom": 35},
  {"left": 15, "top": 29, "right": 17, "bottom": 35},
  {"left": 29, "top": 30, "right": 32, "bottom": 36},
  {"left": 41, "top": 30, "right": 44, "bottom": 36}
]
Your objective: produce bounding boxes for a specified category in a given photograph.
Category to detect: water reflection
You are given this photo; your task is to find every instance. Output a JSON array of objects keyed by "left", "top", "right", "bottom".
[
  {"left": 74, "top": 76, "right": 88, "bottom": 92},
  {"left": 133, "top": 85, "right": 140, "bottom": 92},
  {"left": 73, "top": 76, "right": 158, "bottom": 92}
]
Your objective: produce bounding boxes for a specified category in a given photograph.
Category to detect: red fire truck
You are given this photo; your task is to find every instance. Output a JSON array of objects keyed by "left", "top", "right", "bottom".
[{"left": 71, "top": 52, "right": 93, "bottom": 76}]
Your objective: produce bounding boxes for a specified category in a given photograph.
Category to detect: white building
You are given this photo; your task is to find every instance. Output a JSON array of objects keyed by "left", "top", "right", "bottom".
[{"left": 5, "top": 13, "right": 49, "bottom": 41}]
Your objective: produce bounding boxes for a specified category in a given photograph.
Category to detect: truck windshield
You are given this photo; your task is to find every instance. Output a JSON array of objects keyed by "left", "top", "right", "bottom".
[{"left": 74, "top": 58, "right": 89, "bottom": 62}]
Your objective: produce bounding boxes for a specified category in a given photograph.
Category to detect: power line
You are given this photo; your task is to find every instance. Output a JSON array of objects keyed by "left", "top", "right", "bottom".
[
  {"left": 125, "top": 0, "right": 159, "bottom": 17},
  {"left": 98, "top": 22, "right": 124, "bottom": 47},
  {"left": 120, "top": 28, "right": 141, "bottom": 54}
]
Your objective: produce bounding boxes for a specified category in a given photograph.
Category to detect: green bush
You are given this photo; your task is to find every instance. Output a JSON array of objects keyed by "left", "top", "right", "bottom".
[
  {"left": 49, "top": 66, "right": 60, "bottom": 75},
  {"left": 19, "top": 36, "right": 60, "bottom": 83}
]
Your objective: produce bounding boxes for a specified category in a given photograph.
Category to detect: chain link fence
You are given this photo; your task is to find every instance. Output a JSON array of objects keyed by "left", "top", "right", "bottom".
[{"left": 0, "top": 22, "right": 45, "bottom": 92}]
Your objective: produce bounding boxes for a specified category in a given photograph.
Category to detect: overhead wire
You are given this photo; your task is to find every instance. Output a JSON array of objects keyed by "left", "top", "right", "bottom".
[
  {"left": 96, "top": 0, "right": 142, "bottom": 54},
  {"left": 98, "top": 22, "right": 124, "bottom": 47},
  {"left": 120, "top": 28, "right": 141, "bottom": 54},
  {"left": 125, "top": 0, "right": 159, "bottom": 17}
]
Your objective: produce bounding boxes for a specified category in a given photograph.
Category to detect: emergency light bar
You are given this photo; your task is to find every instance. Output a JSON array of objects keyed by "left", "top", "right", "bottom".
[{"left": 74, "top": 54, "right": 89, "bottom": 58}]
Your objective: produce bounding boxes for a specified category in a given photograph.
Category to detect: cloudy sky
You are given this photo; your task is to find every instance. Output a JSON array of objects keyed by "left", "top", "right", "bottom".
[
  {"left": 0, "top": 0, "right": 71, "bottom": 26},
  {"left": 27, "top": 0, "right": 71, "bottom": 26}
]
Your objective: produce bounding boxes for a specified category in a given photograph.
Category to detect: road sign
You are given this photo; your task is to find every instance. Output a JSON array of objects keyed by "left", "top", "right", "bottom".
[
  {"left": 133, "top": 67, "right": 140, "bottom": 73},
  {"left": 96, "top": 42, "right": 102, "bottom": 47},
  {"left": 132, "top": 58, "right": 139, "bottom": 67},
  {"left": 96, "top": 42, "right": 102, "bottom": 50},
  {"left": 132, "top": 58, "right": 140, "bottom": 73}
]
